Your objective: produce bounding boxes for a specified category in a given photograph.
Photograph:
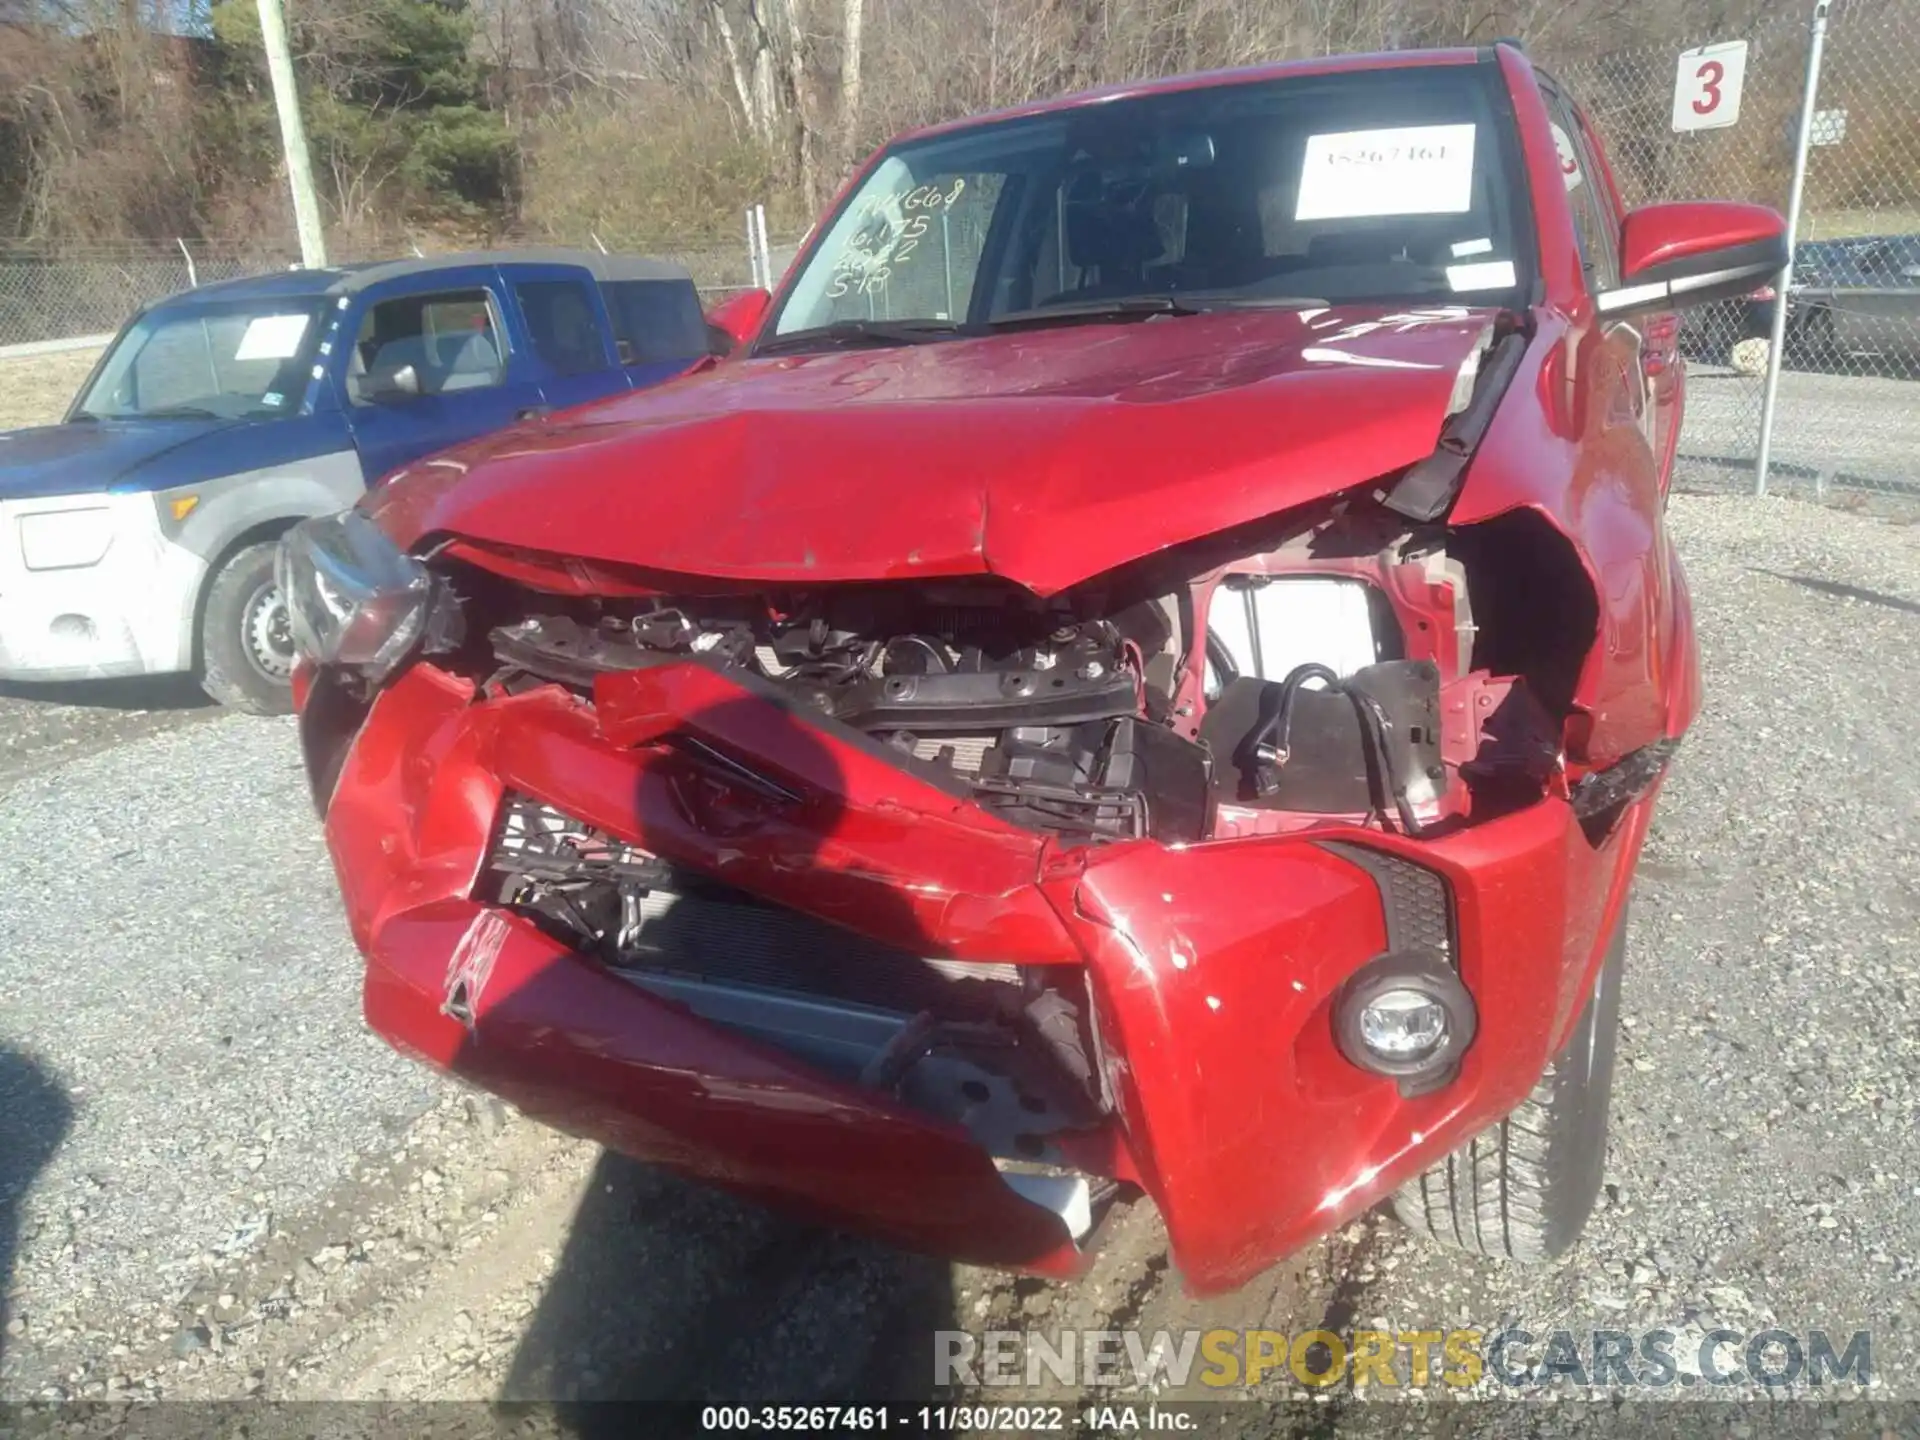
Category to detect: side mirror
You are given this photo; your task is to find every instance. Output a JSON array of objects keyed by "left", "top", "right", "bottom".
[
  {"left": 364, "top": 364, "right": 422, "bottom": 404},
  {"left": 1598, "top": 202, "right": 1787, "bottom": 319},
  {"left": 705, "top": 288, "right": 772, "bottom": 351}
]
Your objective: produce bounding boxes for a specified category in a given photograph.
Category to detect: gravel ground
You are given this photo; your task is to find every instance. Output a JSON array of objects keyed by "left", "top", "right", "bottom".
[
  {"left": 0, "top": 677, "right": 218, "bottom": 797},
  {"left": 0, "top": 480, "right": 1916, "bottom": 1423},
  {"left": 0, "top": 718, "right": 445, "bottom": 1400}
]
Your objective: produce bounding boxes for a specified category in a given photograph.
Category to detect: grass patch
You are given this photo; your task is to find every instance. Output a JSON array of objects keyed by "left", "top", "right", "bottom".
[
  {"left": 0, "top": 347, "right": 99, "bottom": 429},
  {"left": 1803, "top": 208, "right": 1920, "bottom": 240}
]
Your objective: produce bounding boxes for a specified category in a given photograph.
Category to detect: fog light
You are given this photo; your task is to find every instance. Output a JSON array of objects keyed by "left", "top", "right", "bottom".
[
  {"left": 1333, "top": 949, "right": 1475, "bottom": 1094},
  {"left": 1358, "top": 988, "right": 1448, "bottom": 1060}
]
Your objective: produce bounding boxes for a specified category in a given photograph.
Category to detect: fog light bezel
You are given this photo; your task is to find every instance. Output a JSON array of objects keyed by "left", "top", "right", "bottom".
[{"left": 1332, "top": 947, "right": 1476, "bottom": 1094}]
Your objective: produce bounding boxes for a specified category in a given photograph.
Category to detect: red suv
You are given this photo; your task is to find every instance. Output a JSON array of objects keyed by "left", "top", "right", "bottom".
[{"left": 283, "top": 44, "right": 1784, "bottom": 1294}]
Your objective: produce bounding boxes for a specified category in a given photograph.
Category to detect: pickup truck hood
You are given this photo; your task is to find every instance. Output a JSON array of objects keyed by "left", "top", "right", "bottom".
[
  {"left": 370, "top": 304, "right": 1501, "bottom": 596},
  {"left": 0, "top": 418, "right": 244, "bottom": 500}
]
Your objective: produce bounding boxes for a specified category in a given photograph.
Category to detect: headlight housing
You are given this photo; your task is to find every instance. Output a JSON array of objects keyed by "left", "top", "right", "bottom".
[
  {"left": 19, "top": 506, "right": 114, "bottom": 571},
  {"left": 276, "top": 509, "right": 433, "bottom": 682}
]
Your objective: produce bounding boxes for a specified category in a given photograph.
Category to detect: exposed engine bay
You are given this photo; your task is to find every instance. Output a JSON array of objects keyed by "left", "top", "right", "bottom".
[
  {"left": 459, "top": 497, "right": 1569, "bottom": 850},
  {"left": 401, "top": 495, "right": 1579, "bottom": 1199},
  {"left": 489, "top": 586, "right": 1213, "bottom": 844}
]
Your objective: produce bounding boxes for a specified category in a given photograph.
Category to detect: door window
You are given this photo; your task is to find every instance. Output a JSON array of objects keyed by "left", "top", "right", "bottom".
[
  {"left": 349, "top": 288, "right": 506, "bottom": 402},
  {"left": 601, "top": 279, "right": 710, "bottom": 365},
  {"left": 1543, "top": 88, "right": 1620, "bottom": 294},
  {"left": 1856, "top": 242, "right": 1913, "bottom": 281},
  {"left": 515, "top": 279, "right": 609, "bottom": 376}
]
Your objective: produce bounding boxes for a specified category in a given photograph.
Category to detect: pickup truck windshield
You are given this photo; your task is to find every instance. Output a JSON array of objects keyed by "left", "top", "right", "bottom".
[
  {"left": 771, "top": 64, "right": 1528, "bottom": 342},
  {"left": 75, "top": 298, "right": 328, "bottom": 421}
]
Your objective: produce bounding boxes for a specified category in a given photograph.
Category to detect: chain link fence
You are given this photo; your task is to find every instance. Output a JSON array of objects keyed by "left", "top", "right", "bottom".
[
  {"left": 1540, "top": 12, "right": 1797, "bottom": 490},
  {"left": 0, "top": 241, "right": 286, "bottom": 350},
  {"left": 1772, "top": 0, "right": 1920, "bottom": 497},
  {"left": 1542, "top": 0, "right": 1919, "bottom": 500}
]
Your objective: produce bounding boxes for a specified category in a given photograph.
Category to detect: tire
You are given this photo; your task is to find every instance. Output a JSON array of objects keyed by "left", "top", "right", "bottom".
[
  {"left": 1389, "top": 909, "right": 1627, "bottom": 1263},
  {"left": 198, "top": 540, "right": 296, "bottom": 716},
  {"left": 1794, "top": 307, "right": 1836, "bottom": 371}
]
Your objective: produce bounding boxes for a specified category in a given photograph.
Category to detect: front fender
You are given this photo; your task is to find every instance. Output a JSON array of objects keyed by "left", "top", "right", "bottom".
[
  {"left": 163, "top": 447, "right": 367, "bottom": 564},
  {"left": 157, "top": 447, "right": 368, "bottom": 660}
]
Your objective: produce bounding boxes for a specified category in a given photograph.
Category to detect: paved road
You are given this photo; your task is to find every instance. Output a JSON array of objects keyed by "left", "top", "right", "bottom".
[
  {"left": 1668, "top": 364, "right": 1920, "bottom": 496},
  {"left": 1, "top": 489, "right": 1916, "bottom": 1421}
]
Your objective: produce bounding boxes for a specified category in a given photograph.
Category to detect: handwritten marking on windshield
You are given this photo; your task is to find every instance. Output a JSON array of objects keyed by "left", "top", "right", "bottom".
[{"left": 824, "top": 178, "right": 971, "bottom": 297}]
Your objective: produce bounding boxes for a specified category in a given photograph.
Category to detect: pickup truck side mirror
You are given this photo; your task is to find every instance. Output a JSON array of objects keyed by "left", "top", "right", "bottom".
[
  {"left": 363, "top": 364, "right": 422, "bottom": 405},
  {"left": 1598, "top": 201, "right": 1787, "bottom": 319},
  {"left": 705, "top": 288, "right": 772, "bottom": 351}
]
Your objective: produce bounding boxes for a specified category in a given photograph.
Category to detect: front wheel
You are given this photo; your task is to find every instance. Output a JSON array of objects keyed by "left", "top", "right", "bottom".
[
  {"left": 1389, "top": 909, "right": 1627, "bottom": 1262},
  {"left": 199, "top": 541, "right": 296, "bottom": 716}
]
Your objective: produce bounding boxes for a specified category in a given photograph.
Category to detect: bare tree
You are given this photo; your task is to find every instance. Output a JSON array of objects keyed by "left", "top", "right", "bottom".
[{"left": 840, "top": 0, "right": 863, "bottom": 170}]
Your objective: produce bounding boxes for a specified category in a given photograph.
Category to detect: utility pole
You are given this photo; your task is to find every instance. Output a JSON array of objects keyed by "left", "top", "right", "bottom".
[
  {"left": 256, "top": 0, "right": 328, "bottom": 269},
  {"left": 1755, "top": 0, "right": 1831, "bottom": 496}
]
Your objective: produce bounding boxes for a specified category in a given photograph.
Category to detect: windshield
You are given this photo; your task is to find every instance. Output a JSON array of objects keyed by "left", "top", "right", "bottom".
[
  {"left": 75, "top": 298, "right": 328, "bottom": 421},
  {"left": 770, "top": 64, "right": 1529, "bottom": 343}
]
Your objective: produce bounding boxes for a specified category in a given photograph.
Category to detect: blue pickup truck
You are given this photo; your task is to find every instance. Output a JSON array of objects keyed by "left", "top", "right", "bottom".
[{"left": 0, "top": 249, "right": 715, "bottom": 713}]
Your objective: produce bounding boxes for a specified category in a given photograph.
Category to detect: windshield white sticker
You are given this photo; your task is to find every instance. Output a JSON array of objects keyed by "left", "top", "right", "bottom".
[
  {"left": 234, "top": 313, "right": 310, "bottom": 361},
  {"left": 1295, "top": 124, "right": 1476, "bottom": 222},
  {"left": 1451, "top": 237, "right": 1494, "bottom": 258},
  {"left": 1447, "top": 260, "right": 1519, "bottom": 292}
]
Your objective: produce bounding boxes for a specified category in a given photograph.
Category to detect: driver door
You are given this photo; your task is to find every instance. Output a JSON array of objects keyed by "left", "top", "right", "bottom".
[
  {"left": 340, "top": 265, "right": 548, "bottom": 484},
  {"left": 500, "top": 262, "right": 629, "bottom": 413}
]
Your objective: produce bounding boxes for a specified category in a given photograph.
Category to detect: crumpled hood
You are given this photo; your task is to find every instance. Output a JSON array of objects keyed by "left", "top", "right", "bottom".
[
  {"left": 0, "top": 418, "right": 244, "bottom": 501},
  {"left": 370, "top": 304, "right": 1501, "bottom": 596}
]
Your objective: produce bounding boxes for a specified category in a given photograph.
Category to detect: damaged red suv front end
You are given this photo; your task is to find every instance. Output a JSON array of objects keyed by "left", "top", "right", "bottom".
[{"left": 287, "top": 45, "right": 1785, "bottom": 1293}]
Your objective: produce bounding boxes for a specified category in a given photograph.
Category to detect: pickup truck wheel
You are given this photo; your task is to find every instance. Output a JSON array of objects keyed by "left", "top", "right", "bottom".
[
  {"left": 1388, "top": 909, "right": 1627, "bottom": 1263},
  {"left": 1794, "top": 307, "right": 1837, "bottom": 369},
  {"left": 199, "top": 541, "right": 296, "bottom": 716}
]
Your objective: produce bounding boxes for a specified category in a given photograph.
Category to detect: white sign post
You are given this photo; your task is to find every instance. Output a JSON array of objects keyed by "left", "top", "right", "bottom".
[{"left": 1673, "top": 40, "right": 1749, "bottom": 132}]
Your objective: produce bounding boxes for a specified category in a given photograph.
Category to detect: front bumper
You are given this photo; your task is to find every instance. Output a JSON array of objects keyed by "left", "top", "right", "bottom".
[
  {"left": 0, "top": 493, "right": 202, "bottom": 680},
  {"left": 319, "top": 660, "right": 1647, "bottom": 1293}
]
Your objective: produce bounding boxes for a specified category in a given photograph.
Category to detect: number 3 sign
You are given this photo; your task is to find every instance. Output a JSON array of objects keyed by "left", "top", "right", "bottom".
[{"left": 1673, "top": 40, "right": 1749, "bottom": 132}]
